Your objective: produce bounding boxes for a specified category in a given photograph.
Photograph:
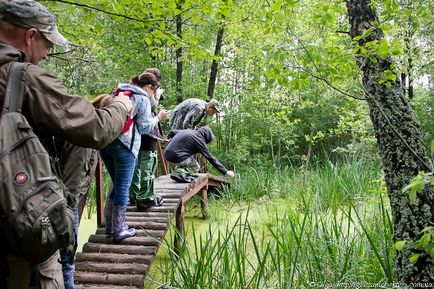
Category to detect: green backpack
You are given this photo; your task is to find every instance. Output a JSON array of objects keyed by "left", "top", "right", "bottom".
[{"left": 0, "top": 62, "right": 73, "bottom": 264}]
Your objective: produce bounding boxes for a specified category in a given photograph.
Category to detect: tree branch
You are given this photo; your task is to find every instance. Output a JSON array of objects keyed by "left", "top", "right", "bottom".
[{"left": 43, "top": 0, "right": 158, "bottom": 23}]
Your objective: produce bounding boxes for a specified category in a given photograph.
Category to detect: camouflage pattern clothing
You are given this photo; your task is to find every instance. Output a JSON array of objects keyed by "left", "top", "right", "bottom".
[{"left": 169, "top": 98, "right": 207, "bottom": 130}]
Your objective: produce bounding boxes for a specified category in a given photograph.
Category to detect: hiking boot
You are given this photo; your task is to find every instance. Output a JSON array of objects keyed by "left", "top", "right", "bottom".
[
  {"left": 129, "top": 195, "right": 137, "bottom": 206},
  {"left": 112, "top": 204, "right": 136, "bottom": 244},
  {"left": 170, "top": 173, "right": 192, "bottom": 183},
  {"left": 137, "top": 195, "right": 164, "bottom": 211},
  {"left": 104, "top": 198, "right": 113, "bottom": 235},
  {"left": 136, "top": 199, "right": 154, "bottom": 211}
]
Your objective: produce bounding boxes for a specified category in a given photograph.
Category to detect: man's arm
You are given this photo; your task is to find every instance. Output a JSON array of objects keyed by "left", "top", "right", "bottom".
[
  {"left": 25, "top": 66, "right": 127, "bottom": 149},
  {"left": 195, "top": 139, "right": 228, "bottom": 175}
]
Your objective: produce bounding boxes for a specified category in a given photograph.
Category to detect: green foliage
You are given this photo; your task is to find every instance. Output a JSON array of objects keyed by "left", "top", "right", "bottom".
[
  {"left": 395, "top": 226, "right": 434, "bottom": 266},
  {"left": 402, "top": 171, "right": 434, "bottom": 205}
]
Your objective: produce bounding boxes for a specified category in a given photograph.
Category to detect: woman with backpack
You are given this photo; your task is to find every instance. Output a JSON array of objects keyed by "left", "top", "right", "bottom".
[{"left": 100, "top": 72, "right": 170, "bottom": 243}]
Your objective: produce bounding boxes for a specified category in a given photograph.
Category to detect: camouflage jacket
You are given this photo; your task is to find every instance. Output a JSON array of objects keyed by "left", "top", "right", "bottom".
[{"left": 169, "top": 98, "right": 207, "bottom": 130}]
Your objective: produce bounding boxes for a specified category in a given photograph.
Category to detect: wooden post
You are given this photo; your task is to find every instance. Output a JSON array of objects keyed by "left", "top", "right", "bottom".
[
  {"left": 95, "top": 157, "right": 104, "bottom": 227},
  {"left": 156, "top": 141, "right": 169, "bottom": 176},
  {"left": 200, "top": 186, "right": 209, "bottom": 219},
  {"left": 174, "top": 200, "right": 186, "bottom": 256},
  {"left": 77, "top": 152, "right": 99, "bottom": 224}
]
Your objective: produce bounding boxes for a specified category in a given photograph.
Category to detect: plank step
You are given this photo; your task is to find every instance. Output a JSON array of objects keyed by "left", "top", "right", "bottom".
[
  {"left": 74, "top": 271, "right": 143, "bottom": 287},
  {"left": 82, "top": 243, "right": 157, "bottom": 255},
  {"left": 75, "top": 284, "right": 139, "bottom": 289},
  {"left": 76, "top": 252, "right": 154, "bottom": 264},
  {"left": 76, "top": 261, "right": 149, "bottom": 274},
  {"left": 88, "top": 235, "right": 159, "bottom": 246},
  {"left": 95, "top": 228, "right": 166, "bottom": 238}
]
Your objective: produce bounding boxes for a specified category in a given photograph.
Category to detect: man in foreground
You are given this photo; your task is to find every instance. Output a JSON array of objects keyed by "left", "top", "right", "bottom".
[{"left": 0, "top": 0, "right": 132, "bottom": 288}]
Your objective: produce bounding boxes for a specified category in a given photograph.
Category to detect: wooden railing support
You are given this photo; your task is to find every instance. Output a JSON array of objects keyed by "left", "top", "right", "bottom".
[
  {"left": 156, "top": 141, "right": 169, "bottom": 176},
  {"left": 200, "top": 186, "right": 209, "bottom": 219},
  {"left": 174, "top": 199, "right": 186, "bottom": 256},
  {"left": 95, "top": 157, "right": 104, "bottom": 227}
]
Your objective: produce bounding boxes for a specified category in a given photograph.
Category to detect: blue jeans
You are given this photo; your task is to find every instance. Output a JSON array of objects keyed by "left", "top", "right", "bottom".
[
  {"left": 100, "top": 138, "right": 136, "bottom": 206},
  {"left": 61, "top": 208, "right": 79, "bottom": 289}
]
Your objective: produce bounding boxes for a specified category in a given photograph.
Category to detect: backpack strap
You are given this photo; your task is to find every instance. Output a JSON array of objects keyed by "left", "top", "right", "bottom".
[{"left": 3, "top": 62, "right": 27, "bottom": 115}]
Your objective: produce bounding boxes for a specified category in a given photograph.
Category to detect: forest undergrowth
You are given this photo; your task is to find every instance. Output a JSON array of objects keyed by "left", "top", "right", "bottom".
[{"left": 145, "top": 157, "right": 395, "bottom": 289}]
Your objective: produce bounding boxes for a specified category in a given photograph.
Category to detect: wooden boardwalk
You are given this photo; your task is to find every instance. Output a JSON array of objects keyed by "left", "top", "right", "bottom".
[{"left": 74, "top": 173, "right": 226, "bottom": 289}]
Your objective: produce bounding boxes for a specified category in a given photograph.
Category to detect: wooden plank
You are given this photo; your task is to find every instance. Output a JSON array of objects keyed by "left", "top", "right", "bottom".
[
  {"left": 76, "top": 261, "right": 149, "bottom": 274},
  {"left": 181, "top": 178, "right": 208, "bottom": 202},
  {"left": 74, "top": 272, "right": 144, "bottom": 287},
  {"left": 82, "top": 243, "right": 156, "bottom": 255},
  {"left": 76, "top": 252, "right": 154, "bottom": 264},
  {"left": 153, "top": 191, "right": 183, "bottom": 198}
]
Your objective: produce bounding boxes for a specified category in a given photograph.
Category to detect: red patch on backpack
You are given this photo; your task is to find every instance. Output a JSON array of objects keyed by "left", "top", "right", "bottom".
[
  {"left": 112, "top": 89, "right": 133, "bottom": 133},
  {"left": 15, "top": 172, "right": 29, "bottom": 185}
]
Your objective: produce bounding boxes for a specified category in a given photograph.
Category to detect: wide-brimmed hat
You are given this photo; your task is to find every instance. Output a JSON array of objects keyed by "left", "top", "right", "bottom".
[
  {"left": 208, "top": 99, "right": 221, "bottom": 113},
  {"left": 0, "top": 0, "right": 69, "bottom": 49}
]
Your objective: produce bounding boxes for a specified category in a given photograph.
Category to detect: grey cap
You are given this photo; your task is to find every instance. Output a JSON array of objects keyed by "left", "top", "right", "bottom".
[
  {"left": 0, "top": 0, "right": 69, "bottom": 48},
  {"left": 208, "top": 99, "right": 221, "bottom": 113}
]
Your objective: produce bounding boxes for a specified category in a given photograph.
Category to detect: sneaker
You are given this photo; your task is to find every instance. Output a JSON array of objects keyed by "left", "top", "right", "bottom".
[
  {"left": 170, "top": 173, "right": 192, "bottom": 183},
  {"left": 185, "top": 176, "right": 196, "bottom": 182},
  {"left": 154, "top": 194, "right": 164, "bottom": 206}
]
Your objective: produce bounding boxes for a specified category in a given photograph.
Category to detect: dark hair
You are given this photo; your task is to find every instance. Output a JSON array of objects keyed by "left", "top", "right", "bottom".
[
  {"left": 144, "top": 68, "right": 161, "bottom": 82},
  {"left": 130, "top": 72, "right": 158, "bottom": 88}
]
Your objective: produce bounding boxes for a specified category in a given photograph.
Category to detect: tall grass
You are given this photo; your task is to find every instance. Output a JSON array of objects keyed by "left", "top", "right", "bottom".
[{"left": 147, "top": 157, "right": 395, "bottom": 288}]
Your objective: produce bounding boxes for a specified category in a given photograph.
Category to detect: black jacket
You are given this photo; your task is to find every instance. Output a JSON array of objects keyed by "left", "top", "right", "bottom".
[{"left": 163, "top": 126, "right": 228, "bottom": 175}]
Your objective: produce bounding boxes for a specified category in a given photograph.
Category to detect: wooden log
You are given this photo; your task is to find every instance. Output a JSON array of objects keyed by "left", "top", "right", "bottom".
[
  {"left": 88, "top": 235, "right": 159, "bottom": 246},
  {"left": 76, "top": 252, "right": 153, "bottom": 264},
  {"left": 174, "top": 200, "right": 186, "bottom": 255},
  {"left": 126, "top": 204, "right": 177, "bottom": 213},
  {"left": 143, "top": 205, "right": 177, "bottom": 212},
  {"left": 75, "top": 284, "right": 139, "bottom": 289},
  {"left": 200, "top": 187, "right": 209, "bottom": 219},
  {"left": 76, "top": 261, "right": 149, "bottom": 274},
  {"left": 82, "top": 243, "right": 156, "bottom": 255},
  {"left": 126, "top": 221, "right": 168, "bottom": 230},
  {"left": 126, "top": 209, "right": 173, "bottom": 218},
  {"left": 74, "top": 271, "right": 144, "bottom": 287},
  {"left": 94, "top": 228, "right": 166, "bottom": 238}
]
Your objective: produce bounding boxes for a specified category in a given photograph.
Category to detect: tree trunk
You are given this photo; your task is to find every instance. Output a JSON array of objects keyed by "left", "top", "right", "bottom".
[
  {"left": 207, "top": 27, "right": 225, "bottom": 99},
  {"left": 175, "top": 1, "right": 183, "bottom": 104},
  {"left": 347, "top": 0, "right": 434, "bottom": 283}
]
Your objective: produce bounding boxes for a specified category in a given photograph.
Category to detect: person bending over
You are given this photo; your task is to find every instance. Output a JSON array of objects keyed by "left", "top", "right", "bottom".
[{"left": 163, "top": 126, "right": 234, "bottom": 182}]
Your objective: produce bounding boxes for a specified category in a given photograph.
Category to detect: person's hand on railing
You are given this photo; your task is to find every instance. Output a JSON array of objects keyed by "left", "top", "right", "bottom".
[{"left": 226, "top": 170, "right": 235, "bottom": 178}]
